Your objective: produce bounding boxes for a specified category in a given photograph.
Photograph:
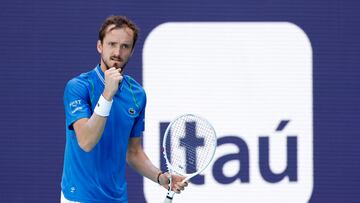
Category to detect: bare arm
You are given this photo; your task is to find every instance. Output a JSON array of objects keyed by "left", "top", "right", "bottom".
[
  {"left": 73, "top": 67, "right": 122, "bottom": 152},
  {"left": 126, "top": 137, "right": 162, "bottom": 183},
  {"left": 73, "top": 116, "right": 107, "bottom": 152},
  {"left": 126, "top": 137, "right": 188, "bottom": 193}
]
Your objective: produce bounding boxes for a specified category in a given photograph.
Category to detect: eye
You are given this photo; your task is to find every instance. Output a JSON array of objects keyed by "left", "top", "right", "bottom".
[
  {"left": 121, "top": 44, "right": 130, "bottom": 49},
  {"left": 108, "top": 42, "right": 116, "bottom": 47}
]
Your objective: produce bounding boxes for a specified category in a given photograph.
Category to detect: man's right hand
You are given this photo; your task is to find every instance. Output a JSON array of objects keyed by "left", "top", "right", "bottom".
[{"left": 103, "top": 67, "right": 123, "bottom": 101}]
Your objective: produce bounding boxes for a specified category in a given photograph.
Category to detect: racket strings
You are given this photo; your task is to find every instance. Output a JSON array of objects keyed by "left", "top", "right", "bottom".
[
  {"left": 164, "top": 115, "right": 216, "bottom": 175},
  {"left": 176, "top": 141, "right": 212, "bottom": 168}
]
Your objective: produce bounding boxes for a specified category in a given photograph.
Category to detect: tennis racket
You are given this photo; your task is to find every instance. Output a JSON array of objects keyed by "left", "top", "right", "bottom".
[{"left": 162, "top": 114, "right": 217, "bottom": 203}]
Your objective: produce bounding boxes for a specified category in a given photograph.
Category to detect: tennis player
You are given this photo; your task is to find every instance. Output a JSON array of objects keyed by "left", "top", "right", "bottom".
[{"left": 60, "top": 15, "right": 187, "bottom": 203}]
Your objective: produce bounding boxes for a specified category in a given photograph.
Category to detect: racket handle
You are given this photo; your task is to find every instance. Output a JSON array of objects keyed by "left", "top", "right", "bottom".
[
  {"left": 164, "top": 190, "right": 175, "bottom": 203},
  {"left": 163, "top": 196, "right": 173, "bottom": 203}
]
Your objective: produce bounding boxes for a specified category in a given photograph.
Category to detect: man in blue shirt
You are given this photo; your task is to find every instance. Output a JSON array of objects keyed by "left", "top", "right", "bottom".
[{"left": 61, "top": 16, "right": 187, "bottom": 203}]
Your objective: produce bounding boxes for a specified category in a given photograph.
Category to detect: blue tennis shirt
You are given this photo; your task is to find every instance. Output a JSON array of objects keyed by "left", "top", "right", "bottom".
[{"left": 61, "top": 64, "right": 146, "bottom": 203}]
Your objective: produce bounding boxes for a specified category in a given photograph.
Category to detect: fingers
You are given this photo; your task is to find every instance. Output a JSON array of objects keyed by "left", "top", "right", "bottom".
[
  {"left": 103, "top": 67, "right": 123, "bottom": 100},
  {"left": 171, "top": 176, "right": 188, "bottom": 194},
  {"left": 107, "top": 67, "right": 122, "bottom": 77},
  {"left": 106, "top": 67, "right": 123, "bottom": 81},
  {"left": 161, "top": 173, "right": 189, "bottom": 194},
  {"left": 173, "top": 183, "right": 186, "bottom": 194},
  {"left": 109, "top": 67, "right": 123, "bottom": 74}
]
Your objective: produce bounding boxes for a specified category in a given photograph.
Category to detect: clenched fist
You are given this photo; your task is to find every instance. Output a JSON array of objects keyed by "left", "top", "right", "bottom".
[{"left": 102, "top": 67, "right": 123, "bottom": 101}]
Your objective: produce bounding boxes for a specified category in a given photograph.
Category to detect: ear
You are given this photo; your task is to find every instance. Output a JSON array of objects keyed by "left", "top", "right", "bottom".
[{"left": 96, "top": 40, "right": 102, "bottom": 54}]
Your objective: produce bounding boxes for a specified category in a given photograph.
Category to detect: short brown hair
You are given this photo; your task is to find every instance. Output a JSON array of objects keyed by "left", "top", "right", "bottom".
[{"left": 98, "top": 16, "right": 139, "bottom": 48}]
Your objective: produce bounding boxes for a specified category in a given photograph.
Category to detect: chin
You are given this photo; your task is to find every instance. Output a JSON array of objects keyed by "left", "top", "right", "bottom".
[{"left": 109, "top": 63, "right": 120, "bottom": 69}]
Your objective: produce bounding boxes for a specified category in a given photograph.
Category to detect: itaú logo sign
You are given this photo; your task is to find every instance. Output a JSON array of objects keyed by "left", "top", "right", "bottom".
[{"left": 142, "top": 22, "right": 313, "bottom": 203}]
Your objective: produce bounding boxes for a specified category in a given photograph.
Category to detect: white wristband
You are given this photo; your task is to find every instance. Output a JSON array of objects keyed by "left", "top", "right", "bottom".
[{"left": 94, "top": 95, "right": 113, "bottom": 117}]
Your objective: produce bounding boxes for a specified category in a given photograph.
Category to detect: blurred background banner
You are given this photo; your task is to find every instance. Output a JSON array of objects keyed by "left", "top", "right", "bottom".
[
  {"left": 0, "top": 0, "right": 359, "bottom": 202},
  {"left": 143, "top": 22, "right": 312, "bottom": 203}
]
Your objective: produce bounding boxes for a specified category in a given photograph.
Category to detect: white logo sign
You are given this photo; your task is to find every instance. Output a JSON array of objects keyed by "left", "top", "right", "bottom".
[{"left": 143, "top": 22, "right": 313, "bottom": 203}]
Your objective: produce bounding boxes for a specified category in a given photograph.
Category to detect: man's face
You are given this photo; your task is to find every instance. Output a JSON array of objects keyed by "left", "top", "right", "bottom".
[{"left": 97, "top": 25, "right": 134, "bottom": 72}]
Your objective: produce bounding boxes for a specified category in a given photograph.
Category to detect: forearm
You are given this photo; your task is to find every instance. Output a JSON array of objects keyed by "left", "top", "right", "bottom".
[
  {"left": 75, "top": 91, "right": 114, "bottom": 152},
  {"left": 75, "top": 114, "right": 107, "bottom": 152},
  {"left": 127, "top": 150, "right": 188, "bottom": 193},
  {"left": 127, "top": 149, "right": 161, "bottom": 183}
]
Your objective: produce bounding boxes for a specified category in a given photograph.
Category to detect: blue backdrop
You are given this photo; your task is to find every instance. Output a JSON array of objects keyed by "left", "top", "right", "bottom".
[{"left": 0, "top": 0, "right": 359, "bottom": 202}]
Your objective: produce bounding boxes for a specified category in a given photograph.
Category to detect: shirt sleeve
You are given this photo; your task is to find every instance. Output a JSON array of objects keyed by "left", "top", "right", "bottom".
[
  {"left": 63, "top": 78, "right": 92, "bottom": 130},
  {"left": 130, "top": 96, "right": 146, "bottom": 137}
]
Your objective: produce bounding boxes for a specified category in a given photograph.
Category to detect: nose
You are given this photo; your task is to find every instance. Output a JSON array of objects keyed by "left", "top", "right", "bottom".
[{"left": 114, "top": 47, "right": 122, "bottom": 56}]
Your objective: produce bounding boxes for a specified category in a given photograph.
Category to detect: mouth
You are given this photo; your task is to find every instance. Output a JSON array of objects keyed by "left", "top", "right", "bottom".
[
  {"left": 108, "top": 56, "right": 127, "bottom": 71},
  {"left": 111, "top": 57, "right": 122, "bottom": 62}
]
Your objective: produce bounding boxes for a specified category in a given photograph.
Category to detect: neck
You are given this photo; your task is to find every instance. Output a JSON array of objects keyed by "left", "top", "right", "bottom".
[{"left": 99, "top": 61, "right": 107, "bottom": 73}]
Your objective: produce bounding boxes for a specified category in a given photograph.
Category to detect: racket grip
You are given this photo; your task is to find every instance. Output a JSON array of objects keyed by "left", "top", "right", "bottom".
[
  {"left": 163, "top": 196, "right": 173, "bottom": 203},
  {"left": 164, "top": 190, "right": 175, "bottom": 203}
]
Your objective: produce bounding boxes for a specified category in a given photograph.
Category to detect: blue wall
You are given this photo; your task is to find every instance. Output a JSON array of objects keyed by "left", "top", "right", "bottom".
[{"left": 0, "top": 0, "right": 359, "bottom": 202}]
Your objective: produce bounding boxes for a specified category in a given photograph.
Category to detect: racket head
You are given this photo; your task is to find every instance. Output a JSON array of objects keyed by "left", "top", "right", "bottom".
[{"left": 162, "top": 114, "right": 217, "bottom": 177}]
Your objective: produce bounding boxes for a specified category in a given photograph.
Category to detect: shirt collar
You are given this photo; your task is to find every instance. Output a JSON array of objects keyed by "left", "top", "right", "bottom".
[{"left": 95, "top": 64, "right": 105, "bottom": 85}]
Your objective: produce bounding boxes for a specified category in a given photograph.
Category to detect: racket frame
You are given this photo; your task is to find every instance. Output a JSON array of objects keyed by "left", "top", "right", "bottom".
[{"left": 162, "top": 114, "right": 217, "bottom": 202}]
